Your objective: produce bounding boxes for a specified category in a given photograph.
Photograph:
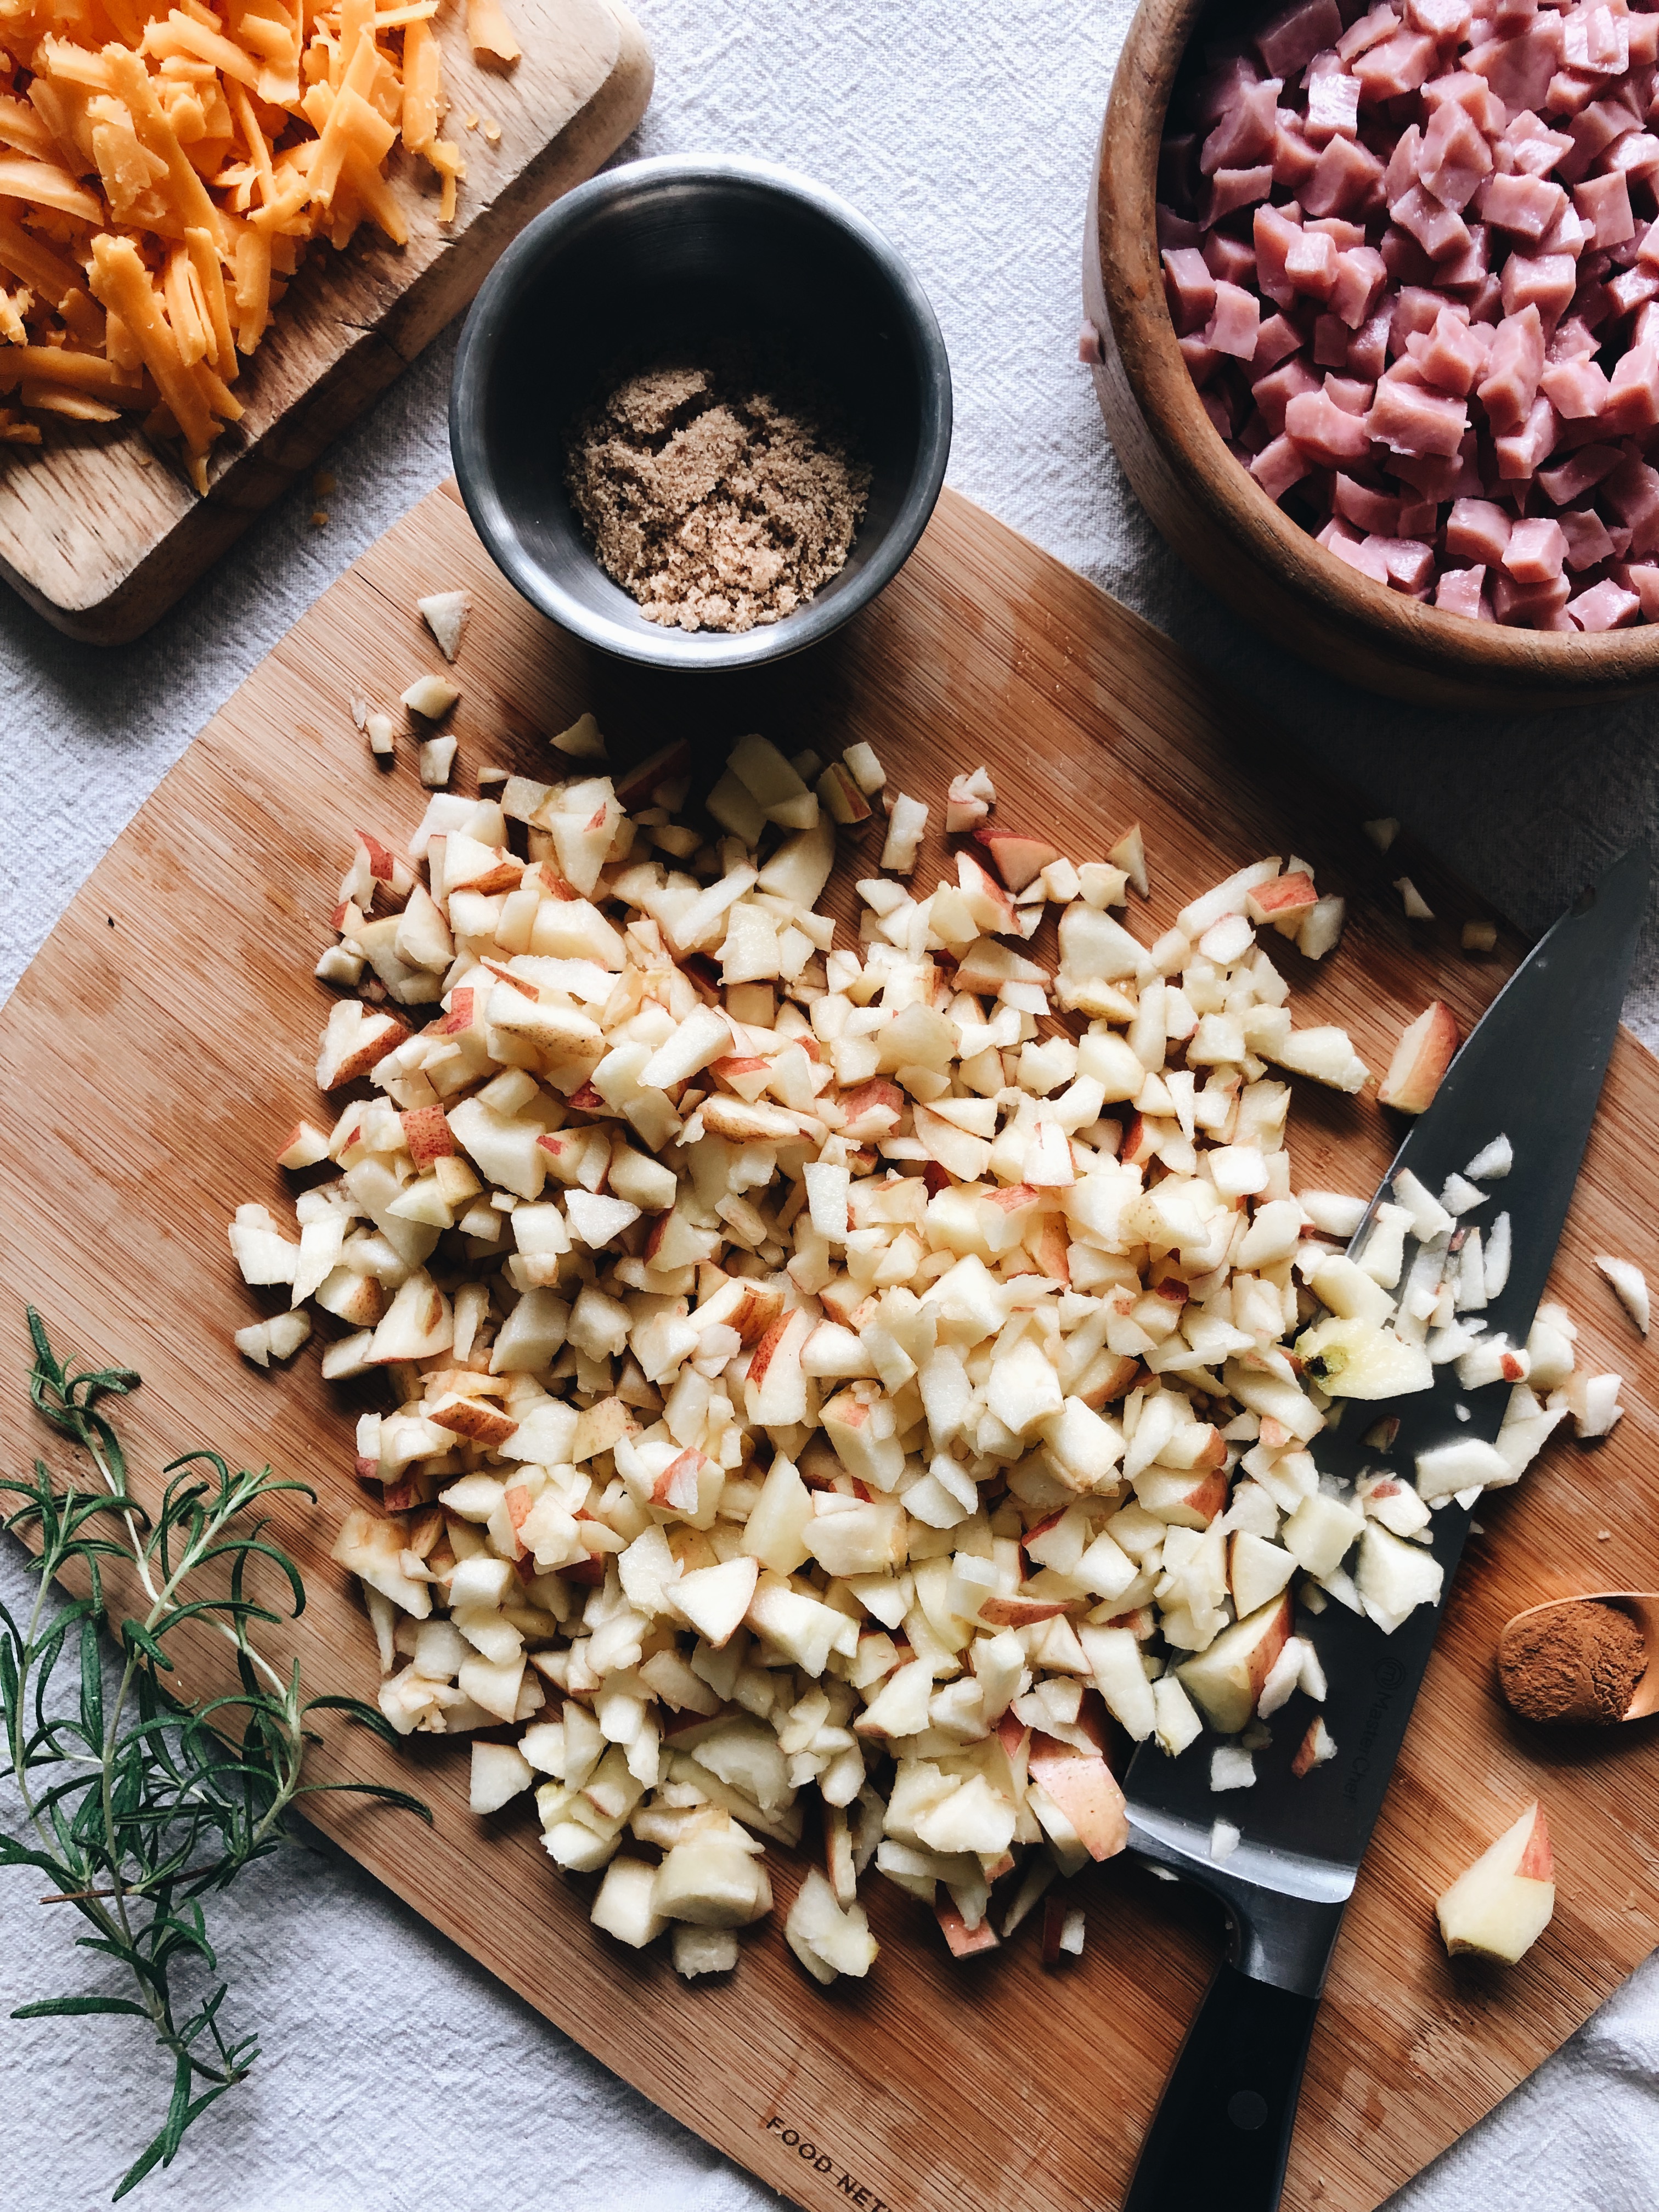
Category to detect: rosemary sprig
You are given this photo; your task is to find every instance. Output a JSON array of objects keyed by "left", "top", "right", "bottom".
[{"left": 1, "top": 1308, "right": 428, "bottom": 2201}]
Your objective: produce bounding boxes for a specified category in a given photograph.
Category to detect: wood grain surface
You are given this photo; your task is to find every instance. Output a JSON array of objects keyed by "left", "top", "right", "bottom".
[
  {"left": 2, "top": 482, "right": 1656, "bottom": 2212},
  {"left": 0, "top": 0, "right": 651, "bottom": 646},
  {"left": 1084, "top": 0, "right": 1659, "bottom": 712}
]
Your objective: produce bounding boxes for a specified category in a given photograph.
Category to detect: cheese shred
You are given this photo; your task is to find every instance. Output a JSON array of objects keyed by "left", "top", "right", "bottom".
[{"left": 0, "top": 0, "right": 518, "bottom": 482}]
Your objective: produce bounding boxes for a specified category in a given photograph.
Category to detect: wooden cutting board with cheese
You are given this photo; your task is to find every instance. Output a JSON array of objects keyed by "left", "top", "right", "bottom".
[
  {"left": 1, "top": 480, "right": 1655, "bottom": 2212},
  {"left": 0, "top": 0, "right": 650, "bottom": 646}
]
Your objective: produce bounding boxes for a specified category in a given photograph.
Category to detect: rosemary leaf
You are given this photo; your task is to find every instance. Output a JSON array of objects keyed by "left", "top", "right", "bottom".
[{"left": 3, "top": 1307, "right": 428, "bottom": 2200}]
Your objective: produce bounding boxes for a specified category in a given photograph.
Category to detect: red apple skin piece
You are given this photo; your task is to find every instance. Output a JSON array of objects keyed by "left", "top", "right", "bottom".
[
  {"left": 1378, "top": 1000, "right": 1460, "bottom": 1114},
  {"left": 936, "top": 1901, "right": 1001, "bottom": 1958},
  {"left": 973, "top": 825, "right": 1063, "bottom": 891},
  {"left": 1076, "top": 1352, "right": 1142, "bottom": 1411},
  {"left": 979, "top": 1593, "right": 1070, "bottom": 1628},
  {"left": 678, "top": 953, "right": 723, "bottom": 1004},
  {"left": 984, "top": 1181, "right": 1040, "bottom": 1217},
  {"left": 432, "top": 1398, "right": 519, "bottom": 1449},
  {"left": 1246, "top": 872, "right": 1317, "bottom": 923},
  {"left": 432, "top": 988, "right": 477, "bottom": 1035},
  {"left": 746, "top": 1312, "right": 795, "bottom": 1392},
  {"left": 401, "top": 1105, "right": 455, "bottom": 1167},
  {"left": 1121, "top": 1114, "right": 1158, "bottom": 1168},
  {"left": 614, "top": 741, "right": 692, "bottom": 812},
  {"left": 838, "top": 1077, "right": 904, "bottom": 1137},
  {"left": 357, "top": 830, "right": 397, "bottom": 881},
  {"left": 381, "top": 1476, "right": 419, "bottom": 1512},
  {"left": 1027, "top": 1731, "right": 1130, "bottom": 1860},
  {"left": 652, "top": 1449, "right": 703, "bottom": 1512},
  {"left": 1290, "top": 1718, "right": 1324, "bottom": 1778},
  {"left": 1517, "top": 1804, "right": 1554, "bottom": 1883}
]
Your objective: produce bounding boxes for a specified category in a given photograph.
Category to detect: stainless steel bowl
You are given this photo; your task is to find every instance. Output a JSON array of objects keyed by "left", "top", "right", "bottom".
[{"left": 449, "top": 154, "right": 953, "bottom": 672}]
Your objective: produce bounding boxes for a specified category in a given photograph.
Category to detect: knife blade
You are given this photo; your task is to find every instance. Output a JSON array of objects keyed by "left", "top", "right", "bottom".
[{"left": 1118, "top": 843, "right": 1651, "bottom": 2212}]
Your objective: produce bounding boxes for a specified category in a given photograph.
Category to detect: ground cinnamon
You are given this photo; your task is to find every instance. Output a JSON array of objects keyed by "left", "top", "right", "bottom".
[
  {"left": 565, "top": 354, "right": 870, "bottom": 635},
  {"left": 1497, "top": 1600, "right": 1647, "bottom": 1725}
]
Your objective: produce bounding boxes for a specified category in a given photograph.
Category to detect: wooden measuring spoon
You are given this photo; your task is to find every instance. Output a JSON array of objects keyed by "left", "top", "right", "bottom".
[{"left": 1499, "top": 1594, "right": 1659, "bottom": 1723}]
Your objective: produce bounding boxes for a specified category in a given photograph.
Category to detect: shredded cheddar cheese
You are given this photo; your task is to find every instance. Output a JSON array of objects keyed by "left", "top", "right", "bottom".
[{"left": 0, "top": 0, "right": 518, "bottom": 489}]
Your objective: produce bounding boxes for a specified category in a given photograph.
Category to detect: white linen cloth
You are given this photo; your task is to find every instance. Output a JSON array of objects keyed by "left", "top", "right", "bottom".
[{"left": 2, "top": 1, "right": 1655, "bottom": 2204}]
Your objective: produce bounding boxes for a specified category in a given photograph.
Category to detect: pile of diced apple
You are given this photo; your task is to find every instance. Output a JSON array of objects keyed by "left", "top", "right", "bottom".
[{"left": 233, "top": 709, "right": 1603, "bottom": 1987}]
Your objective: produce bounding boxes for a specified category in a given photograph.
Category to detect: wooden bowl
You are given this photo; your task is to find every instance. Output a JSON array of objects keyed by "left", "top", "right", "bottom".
[{"left": 1082, "top": 0, "right": 1659, "bottom": 712}]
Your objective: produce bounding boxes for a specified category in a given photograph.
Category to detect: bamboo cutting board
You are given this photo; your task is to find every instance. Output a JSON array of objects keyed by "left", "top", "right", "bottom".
[
  {"left": 2, "top": 482, "right": 1657, "bottom": 2212},
  {"left": 0, "top": 0, "right": 651, "bottom": 646}
]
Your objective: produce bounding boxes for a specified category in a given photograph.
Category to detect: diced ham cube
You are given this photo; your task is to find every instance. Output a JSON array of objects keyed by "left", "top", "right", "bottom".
[
  {"left": 1369, "top": 374, "right": 1470, "bottom": 454},
  {"left": 1446, "top": 496, "right": 1514, "bottom": 564},
  {"left": 1254, "top": 202, "right": 1305, "bottom": 307},
  {"left": 1503, "top": 515, "right": 1567, "bottom": 581},
  {"left": 1503, "top": 112, "right": 1575, "bottom": 179},
  {"left": 1163, "top": 249, "right": 1218, "bottom": 336},
  {"left": 1399, "top": 498, "right": 1440, "bottom": 535},
  {"left": 1618, "top": 562, "right": 1659, "bottom": 615},
  {"left": 1603, "top": 340, "right": 1659, "bottom": 431},
  {"left": 1537, "top": 442, "right": 1622, "bottom": 501},
  {"left": 1285, "top": 228, "right": 1341, "bottom": 299},
  {"left": 1201, "top": 77, "right": 1285, "bottom": 175},
  {"left": 1304, "top": 134, "right": 1386, "bottom": 217},
  {"left": 1561, "top": 5, "right": 1628, "bottom": 78},
  {"left": 1348, "top": 307, "right": 1392, "bottom": 379},
  {"left": 1391, "top": 183, "right": 1471, "bottom": 262},
  {"left": 1323, "top": 527, "right": 1394, "bottom": 582},
  {"left": 1371, "top": 534, "right": 1437, "bottom": 589},
  {"left": 1606, "top": 132, "right": 1659, "bottom": 180},
  {"left": 1407, "top": 0, "right": 1473, "bottom": 42},
  {"left": 1307, "top": 67, "right": 1362, "bottom": 145},
  {"left": 1557, "top": 96, "right": 1638, "bottom": 185},
  {"left": 1493, "top": 392, "right": 1560, "bottom": 475},
  {"left": 1157, "top": 201, "right": 1204, "bottom": 250},
  {"left": 1391, "top": 284, "right": 1448, "bottom": 351},
  {"left": 1252, "top": 312, "right": 1305, "bottom": 370},
  {"left": 1325, "top": 374, "right": 1375, "bottom": 414},
  {"left": 1352, "top": 29, "right": 1438, "bottom": 100},
  {"left": 1415, "top": 306, "right": 1489, "bottom": 393},
  {"left": 1250, "top": 433, "right": 1314, "bottom": 499},
  {"left": 1475, "top": 305, "right": 1545, "bottom": 431},
  {"left": 1285, "top": 386, "right": 1377, "bottom": 461},
  {"left": 1538, "top": 355, "right": 1611, "bottom": 416},
  {"left": 1558, "top": 505, "right": 1617, "bottom": 568},
  {"left": 1491, "top": 568, "right": 1571, "bottom": 624},
  {"left": 1204, "top": 281, "right": 1263, "bottom": 359},
  {"left": 1202, "top": 231, "right": 1258, "bottom": 287},
  {"left": 1603, "top": 454, "right": 1659, "bottom": 552},
  {"left": 1273, "top": 119, "right": 1323, "bottom": 189},
  {"left": 1256, "top": 0, "right": 1345, "bottom": 77},
  {"left": 1547, "top": 314, "right": 1600, "bottom": 363},
  {"left": 1207, "top": 166, "right": 1277, "bottom": 221},
  {"left": 1605, "top": 267, "right": 1659, "bottom": 319},
  {"left": 1500, "top": 252, "right": 1578, "bottom": 320},
  {"left": 1334, "top": 473, "right": 1403, "bottom": 532},
  {"left": 1384, "top": 123, "right": 1424, "bottom": 210},
  {"left": 1420, "top": 99, "right": 1492, "bottom": 212},
  {"left": 1436, "top": 562, "right": 1489, "bottom": 617},
  {"left": 1314, "top": 313, "right": 1353, "bottom": 365},
  {"left": 1331, "top": 244, "right": 1387, "bottom": 326},
  {"left": 1567, "top": 577, "right": 1641, "bottom": 628},
  {"left": 1464, "top": 30, "right": 1565, "bottom": 120},
  {"left": 1537, "top": 202, "right": 1593, "bottom": 258},
  {"left": 1195, "top": 54, "right": 1265, "bottom": 128},
  {"left": 1179, "top": 334, "right": 1222, "bottom": 388},
  {"left": 1481, "top": 172, "right": 1567, "bottom": 244},
  {"left": 1547, "top": 70, "right": 1603, "bottom": 123},
  {"left": 1339, "top": 7, "right": 1404, "bottom": 65},
  {"left": 1575, "top": 171, "right": 1635, "bottom": 247},
  {"left": 1437, "top": 222, "right": 1492, "bottom": 288}
]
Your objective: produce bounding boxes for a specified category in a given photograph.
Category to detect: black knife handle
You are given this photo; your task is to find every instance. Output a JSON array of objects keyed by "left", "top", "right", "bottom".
[{"left": 1121, "top": 1961, "right": 1320, "bottom": 2212}]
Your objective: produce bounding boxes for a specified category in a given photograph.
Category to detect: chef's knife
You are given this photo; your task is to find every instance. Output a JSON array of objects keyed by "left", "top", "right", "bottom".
[{"left": 1119, "top": 843, "right": 1652, "bottom": 2212}]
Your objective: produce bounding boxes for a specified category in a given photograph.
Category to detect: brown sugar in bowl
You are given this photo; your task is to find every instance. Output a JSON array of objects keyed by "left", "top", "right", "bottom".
[{"left": 1082, "top": 0, "right": 1659, "bottom": 712}]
